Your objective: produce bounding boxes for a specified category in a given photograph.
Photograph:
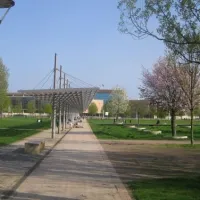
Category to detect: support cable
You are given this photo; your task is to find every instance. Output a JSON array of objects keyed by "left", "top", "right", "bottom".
[{"left": 33, "top": 69, "right": 53, "bottom": 89}]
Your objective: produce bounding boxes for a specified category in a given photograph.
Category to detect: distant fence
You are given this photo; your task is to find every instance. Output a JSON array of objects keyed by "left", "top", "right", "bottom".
[{"left": 1, "top": 112, "right": 49, "bottom": 118}]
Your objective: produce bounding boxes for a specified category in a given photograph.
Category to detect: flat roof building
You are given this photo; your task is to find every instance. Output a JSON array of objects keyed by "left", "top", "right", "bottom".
[{"left": 94, "top": 89, "right": 112, "bottom": 103}]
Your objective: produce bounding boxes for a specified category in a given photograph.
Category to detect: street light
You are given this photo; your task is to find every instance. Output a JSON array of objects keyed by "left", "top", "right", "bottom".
[
  {"left": 0, "top": 0, "right": 15, "bottom": 8},
  {"left": 0, "top": 0, "right": 15, "bottom": 24}
]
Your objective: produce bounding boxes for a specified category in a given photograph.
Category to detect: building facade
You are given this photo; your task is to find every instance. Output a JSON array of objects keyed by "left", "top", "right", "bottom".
[{"left": 94, "top": 89, "right": 112, "bottom": 103}]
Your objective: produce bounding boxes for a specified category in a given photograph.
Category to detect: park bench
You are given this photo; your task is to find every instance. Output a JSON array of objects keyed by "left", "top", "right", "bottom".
[
  {"left": 150, "top": 130, "right": 162, "bottom": 135},
  {"left": 25, "top": 140, "right": 45, "bottom": 155},
  {"left": 173, "top": 136, "right": 188, "bottom": 139}
]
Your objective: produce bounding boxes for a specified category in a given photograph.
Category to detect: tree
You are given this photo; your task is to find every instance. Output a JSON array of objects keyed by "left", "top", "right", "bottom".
[
  {"left": 44, "top": 103, "right": 52, "bottom": 115},
  {"left": 148, "top": 104, "right": 157, "bottom": 118},
  {"left": 149, "top": 104, "right": 168, "bottom": 119},
  {"left": 174, "top": 61, "right": 200, "bottom": 145},
  {"left": 156, "top": 107, "right": 168, "bottom": 119},
  {"left": 27, "top": 100, "right": 36, "bottom": 114},
  {"left": 194, "top": 106, "right": 200, "bottom": 118},
  {"left": 88, "top": 102, "right": 98, "bottom": 115},
  {"left": 2, "top": 96, "right": 11, "bottom": 112},
  {"left": 118, "top": 0, "right": 200, "bottom": 64},
  {"left": 13, "top": 98, "right": 22, "bottom": 113},
  {"left": 0, "top": 58, "right": 9, "bottom": 114},
  {"left": 129, "top": 100, "right": 149, "bottom": 118},
  {"left": 177, "top": 110, "right": 186, "bottom": 119},
  {"left": 106, "top": 87, "right": 129, "bottom": 119},
  {"left": 140, "top": 56, "right": 186, "bottom": 137},
  {"left": 36, "top": 100, "right": 44, "bottom": 113},
  {"left": 124, "top": 103, "right": 132, "bottom": 117}
]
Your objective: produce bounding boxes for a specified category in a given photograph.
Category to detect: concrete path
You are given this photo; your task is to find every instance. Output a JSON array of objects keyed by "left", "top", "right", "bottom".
[{"left": 8, "top": 121, "right": 132, "bottom": 200}]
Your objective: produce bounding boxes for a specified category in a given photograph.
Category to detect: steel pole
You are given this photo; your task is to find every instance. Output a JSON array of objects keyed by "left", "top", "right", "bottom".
[
  {"left": 52, "top": 53, "right": 57, "bottom": 139},
  {"left": 58, "top": 65, "right": 62, "bottom": 134},
  {"left": 62, "top": 73, "right": 66, "bottom": 131}
]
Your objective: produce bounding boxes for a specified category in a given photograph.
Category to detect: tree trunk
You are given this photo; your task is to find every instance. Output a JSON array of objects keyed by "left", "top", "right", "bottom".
[
  {"left": 137, "top": 112, "right": 140, "bottom": 126},
  {"left": 170, "top": 110, "right": 176, "bottom": 137},
  {"left": 190, "top": 108, "right": 194, "bottom": 145},
  {"left": 116, "top": 113, "right": 118, "bottom": 120},
  {"left": 116, "top": 107, "right": 120, "bottom": 121}
]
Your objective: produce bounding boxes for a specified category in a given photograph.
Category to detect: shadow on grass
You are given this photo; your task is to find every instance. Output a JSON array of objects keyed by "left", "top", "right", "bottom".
[
  {"left": 103, "top": 150, "right": 200, "bottom": 182},
  {"left": 129, "top": 176, "right": 200, "bottom": 200},
  {"left": 100, "top": 139, "right": 200, "bottom": 199}
]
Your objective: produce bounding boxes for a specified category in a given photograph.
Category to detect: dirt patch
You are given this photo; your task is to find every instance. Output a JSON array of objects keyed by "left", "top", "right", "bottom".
[{"left": 100, "top": 140, "right": 200, "bottom": 183}]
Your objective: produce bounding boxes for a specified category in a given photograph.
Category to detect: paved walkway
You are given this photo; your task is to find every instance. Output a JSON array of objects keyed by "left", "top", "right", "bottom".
[{"left": 8, "top": 121, "right": 132, "bottom": 200}]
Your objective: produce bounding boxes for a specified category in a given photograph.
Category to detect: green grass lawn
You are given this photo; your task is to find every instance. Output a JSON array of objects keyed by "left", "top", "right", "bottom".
[
  {"left": 0, "top": 116, "right": 51, "bottom": 146},
  {"left": 141, "top": 125, "right": 200, "bottom": 139},
  {"left": 129, "top": 177, "right": 200, "bottom": 200},
  {"left": 0, "top": 116, "right": 50, "bottom": 129},
  {"left": 88, "top": 119, "right": 200, "bottom": 140},
  {"left": 90, "top": 118, "right": 200, "bottom": 125}
]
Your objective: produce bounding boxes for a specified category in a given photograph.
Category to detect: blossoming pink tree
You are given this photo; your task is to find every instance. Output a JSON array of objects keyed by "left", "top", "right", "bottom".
[{"left": 140, "top": 56, "right": 186, "bottom": 136}]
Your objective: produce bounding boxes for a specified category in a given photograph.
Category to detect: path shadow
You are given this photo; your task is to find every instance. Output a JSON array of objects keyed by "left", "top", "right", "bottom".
[
  {"left": 1, "top": 189, "right": 80, "bottom": 200},
  {"left": 0, "top": 144, "right": 42, "bottom": 162}
]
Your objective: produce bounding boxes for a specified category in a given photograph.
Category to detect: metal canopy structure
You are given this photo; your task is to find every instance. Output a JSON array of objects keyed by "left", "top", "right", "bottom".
[
  {"left": 18, "top": 87, "right": 99, "bottom": 113},
  {"left": 10, "top": 53, "right": 99, "bottom": 139},
  {"left": 17, "top": 87, "right": 99, "bottom": 138}
]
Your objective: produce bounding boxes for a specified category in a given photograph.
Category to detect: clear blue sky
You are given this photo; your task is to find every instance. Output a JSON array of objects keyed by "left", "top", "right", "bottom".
[{"left": 0, "top": 0, "right": 164, "bottom": 99}]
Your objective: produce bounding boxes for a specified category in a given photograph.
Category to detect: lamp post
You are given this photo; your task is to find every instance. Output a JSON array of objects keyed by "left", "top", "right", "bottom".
[
  {"left": 0, "top": 0, "right": 15, "bottom": 24},
  {"left": 99, "top": 84, "right": 104, "bottom": 118}
]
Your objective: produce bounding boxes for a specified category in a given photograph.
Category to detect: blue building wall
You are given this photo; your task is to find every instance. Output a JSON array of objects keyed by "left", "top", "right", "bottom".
[{"left": 94, "top": 91, "right": 111, "bottom": 103}]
